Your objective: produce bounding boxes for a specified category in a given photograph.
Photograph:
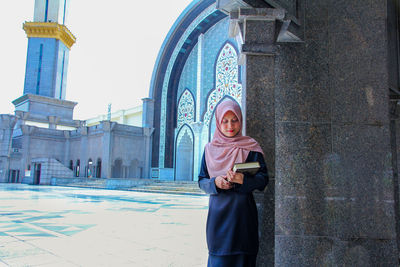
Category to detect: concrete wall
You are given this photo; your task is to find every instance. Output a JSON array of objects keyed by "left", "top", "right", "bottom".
[{"left": 4, "top": 120, "right": 150, "bottom": 181}]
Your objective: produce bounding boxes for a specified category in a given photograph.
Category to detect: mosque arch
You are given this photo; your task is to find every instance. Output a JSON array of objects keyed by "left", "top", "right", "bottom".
[
  {"left": 174, "top": 124, "right": 194, "bottom": 181},
  {"left": 177, "top": 89, "right": 195, "bottom": 129},
  {"left": 148, "top": 0, "right": 227, "bottom": 168},
  {"left": 203, "top": 42, "right": 242, "bottom": 127}
]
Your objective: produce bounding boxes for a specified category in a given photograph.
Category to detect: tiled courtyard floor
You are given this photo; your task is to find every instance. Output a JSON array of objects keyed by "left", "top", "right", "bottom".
[{"left": 0, "top": 184, "right": 209, "bottom": 266}]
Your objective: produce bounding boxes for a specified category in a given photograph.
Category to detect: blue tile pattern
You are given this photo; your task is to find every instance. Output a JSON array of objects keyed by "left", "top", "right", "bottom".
[
  {"left": 177, "top": 89, "right": 195, "bottom": 129},
  {"left": 0, "top": 184, "right": 209, "bottom": 266},
  {"left": 177, "top": 43, "right": 198, "bottom": 99},
  {"left": 0, "top": 210, "right": 95, "bottom": 238}
]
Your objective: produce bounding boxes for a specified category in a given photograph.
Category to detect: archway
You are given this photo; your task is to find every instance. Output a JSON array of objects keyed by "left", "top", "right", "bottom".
[
  {"left": 75, "top": 159, "right": 80, "bottom": 177},
  {"left": 112, "top": 158, "right": 123, "bottom": 178},
  {"left": 33, "top": 163, "right": 41, "bottom": 185},
  {"left": 96, "top": 158, "right": 102, "bottom": 178},
  {"left": 175, "top": 125, "right": 194, "bottom": 181},
  {"left": 87, "top": 158, "right": 93, "bottom": 178}
]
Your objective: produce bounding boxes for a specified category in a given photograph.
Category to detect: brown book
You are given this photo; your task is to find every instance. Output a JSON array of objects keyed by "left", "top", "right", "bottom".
[{"left": 233, "top": 161, "right": 260, "bottom": 175}]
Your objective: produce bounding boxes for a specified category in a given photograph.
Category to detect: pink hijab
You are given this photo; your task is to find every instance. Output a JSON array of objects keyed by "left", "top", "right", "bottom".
[{"left": 204, "top": 99, "right": 264, "bottom": 177}]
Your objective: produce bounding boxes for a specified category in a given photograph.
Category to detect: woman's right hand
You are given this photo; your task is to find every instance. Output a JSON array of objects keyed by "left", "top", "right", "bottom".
[{"left": 215, "top": 175, "right": 232, "bottom": 190}]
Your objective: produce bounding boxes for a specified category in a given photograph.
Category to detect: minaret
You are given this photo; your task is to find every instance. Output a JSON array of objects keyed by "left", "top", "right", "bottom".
[
  {"left": 22, "top": 0, "right": 75, "bottom": 99},
  {"left": 13, "top": 0, "right": 79, "bottom": 127}
]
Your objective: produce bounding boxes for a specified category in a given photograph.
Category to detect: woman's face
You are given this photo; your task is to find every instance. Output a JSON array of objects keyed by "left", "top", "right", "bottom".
[{"left": 220, "top": 111, "right": 240, "bottom": 137}]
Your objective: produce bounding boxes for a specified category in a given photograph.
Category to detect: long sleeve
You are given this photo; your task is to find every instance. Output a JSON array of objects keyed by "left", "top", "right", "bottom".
[
  {"left": 198, "top": 152, "right": 218, "bottom": 195},
  {"left": 234, "top": 151, "right": 269, "bottom": 194}
]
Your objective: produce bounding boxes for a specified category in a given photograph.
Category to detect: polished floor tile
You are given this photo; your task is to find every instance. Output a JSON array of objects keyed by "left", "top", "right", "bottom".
[{"left": 0, "top": 184, "right": 209, "bottom": 266}]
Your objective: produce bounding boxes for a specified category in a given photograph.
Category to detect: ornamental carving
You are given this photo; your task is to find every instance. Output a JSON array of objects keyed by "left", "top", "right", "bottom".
[
  {"left": 23, "top": 22, "right": 76, "bottom": 49},
  {"left": 204, "top": 43, "right": 242, "bottom": 126},
  {"left": 177, "top": 89, "right": 195, "bottom": 129}
]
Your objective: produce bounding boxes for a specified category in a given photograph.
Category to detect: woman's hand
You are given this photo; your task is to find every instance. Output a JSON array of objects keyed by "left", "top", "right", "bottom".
[
  {"left": 226, "top": 169, "right": 244, "bottom": 184},
  {"left": 215, "top": 175, "right": 232, "bottom": 190}
]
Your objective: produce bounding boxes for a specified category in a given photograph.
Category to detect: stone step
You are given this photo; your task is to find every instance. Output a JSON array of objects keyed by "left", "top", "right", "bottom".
[
  {"left": 138, "top": 185, "right": 202, "bottom": 192},
  {"left": 126, "top": 187, "right": 205, "bottom": 196},
  {"left": 52, "top": 178, "right": 205, "bottom": 195}
]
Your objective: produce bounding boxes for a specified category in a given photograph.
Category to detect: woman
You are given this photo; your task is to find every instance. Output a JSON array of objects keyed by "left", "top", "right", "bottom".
[{"left": 198, "top": 99, "right": 269, "bottom": 267}]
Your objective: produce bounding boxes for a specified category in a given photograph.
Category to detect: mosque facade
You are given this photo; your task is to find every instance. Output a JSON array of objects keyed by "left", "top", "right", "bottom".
[
  {"left": 0, "top": 0, "right": 243, "bottom": 184},
  {"left": 0, "top": 0, "right": 152, "bottom": 184},
  {"left": 2, "top": 0, "right": 400, "bottom": 265},
  {"left": 148, "top": 0, "right": 243, "bottom": 181}
]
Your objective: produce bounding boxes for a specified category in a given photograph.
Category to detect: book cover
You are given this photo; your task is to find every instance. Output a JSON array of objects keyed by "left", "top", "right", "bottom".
[{"left": 233, "top": 161, "right": 260, "bottom": 175}]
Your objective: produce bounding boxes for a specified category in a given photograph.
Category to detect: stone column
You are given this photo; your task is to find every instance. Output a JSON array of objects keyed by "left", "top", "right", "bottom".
[
  {"left": 143, "top": 127, "right": 154, "bottom": 179},
  {"left": 0, "top": 115, "right": 17, "bottom": 183},
  {"left": 79, "top": 126, "right": 88, "bottom": 177},
  {"left": 142, "top": 98, "right": 155, "bottom": 128},
  {"left": 101, "top": 121, "right": 114, "bottom": 178},
  {"left": 21, "top": 125, "right": 34, "bottom": 181},
  {"left": 192, "top": 122, "right": 204, "bottom": 181},
  {"left": 48, "top": 116, "right": 59, "bottom": 129},
  {"left": 221, "top": 1, "right": 398, "bottom": 266},
  {"left": 241, "top": 14, "right": 279, "bottom": 267},
  {"left": 221, "top": 5, "right": 283, "bottom": 265},
  {"left": 196, "top": 34, "right": 204, "bottom": 123},
  {"left": 272, "top": 2, "right": 398, "bottom": 266},
  {"left": 63, "top": 131, "right": 70, "bottom": 167},
  {"left": 390, "top": 100, "right": 400, "bottom": 253}
]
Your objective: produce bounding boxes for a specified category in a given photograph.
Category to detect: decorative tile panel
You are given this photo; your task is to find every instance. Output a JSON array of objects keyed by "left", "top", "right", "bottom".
[
  {"left": 177, "top": 89, "right": 195, "bottom": 129},
  {"left": 204, "top": 43, "right": 242, "bottom": 126}
]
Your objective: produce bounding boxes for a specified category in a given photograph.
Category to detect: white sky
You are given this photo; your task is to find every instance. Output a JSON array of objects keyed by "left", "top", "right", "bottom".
[{"left": 0, "top": 0, "right": 193, "bottom": 120}]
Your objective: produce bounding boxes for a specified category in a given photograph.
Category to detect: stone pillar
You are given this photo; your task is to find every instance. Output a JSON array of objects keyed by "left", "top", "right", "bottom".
[
  {"left": 272, "top": 2, "right": 398, "bottom": 266},
  {"left": 48, "top": 116, "right": 59, "bottom": 129},
  {"left": 21, "top": 125, "right": 34, "bottom": 180},
  {"left": 78, "top": 126, "right": 88, "bottom": 177},
  {"left": 0, "top": 115, "right": 17, "bottom": 183},
  {"left": 192, "top": 122, "right": 204, "bottom": 181},
  {"left": 196, "top": 34, "right": 204, "bottom": 122},
  {"left": 390, "top": 100, "right": 400, "bottom": 253},
  {"left": 143, "top": 127, "right": 154, "bottom": 179},
  {"left": 220, "top": 1, "right": 399, "bottom": 266},
  {"left": 241, "top": 15, "right": 279, "bottom": 267},
  {"left": 142, "top": 98, "right": 155, "bottom": 128},
  {"left": 101, "top": 121, "right": 114, "bottom": 178},
  {"left": 63, "top": 131, "right": 70, "bottom": 167},
  {"left": 217, "top": 4, "right": 282, "bottom": 265}
]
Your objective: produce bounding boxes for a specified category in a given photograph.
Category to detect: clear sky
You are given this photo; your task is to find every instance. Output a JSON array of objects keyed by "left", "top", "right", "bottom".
[{"left": 0, "top": 0, "right": 193, "bottom": 120}]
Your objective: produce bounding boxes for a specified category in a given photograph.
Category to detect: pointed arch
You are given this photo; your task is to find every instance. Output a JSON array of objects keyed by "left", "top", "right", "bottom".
[
  {"left": 203, "top": 42, "right": 242, "bottom": 126},
  {"left": 177, "top": 89, "right": 195, "bottom": 129},
  {"left": 174, "top": 124, "right": 194, "bottom": 181}
]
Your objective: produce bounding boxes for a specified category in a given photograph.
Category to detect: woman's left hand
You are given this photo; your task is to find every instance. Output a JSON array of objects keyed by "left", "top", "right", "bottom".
[{"left": 226, "top": 169, "right": 244, "bottom": 184}]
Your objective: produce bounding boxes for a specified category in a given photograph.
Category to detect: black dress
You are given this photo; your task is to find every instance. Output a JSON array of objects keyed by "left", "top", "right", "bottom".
[{"left": 198, "top": 151, "right": 269, "bottom": 267}]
